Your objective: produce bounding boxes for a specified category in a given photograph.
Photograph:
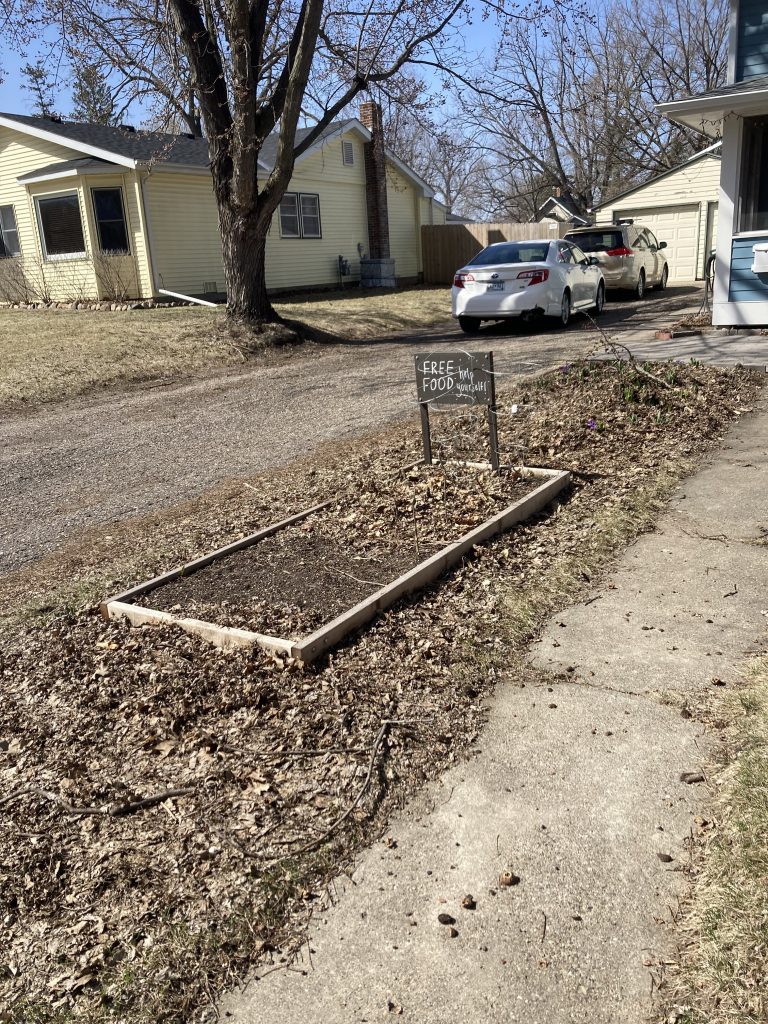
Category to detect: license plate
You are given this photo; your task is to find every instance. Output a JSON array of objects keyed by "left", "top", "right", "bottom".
[{"left": 486, "top": 281, "right": 504, "bottom": 291}]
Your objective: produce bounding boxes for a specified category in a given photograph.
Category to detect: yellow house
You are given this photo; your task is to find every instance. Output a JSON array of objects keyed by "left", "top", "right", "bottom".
[{"left": 0, "top": 111, "right": 445, "bottom": 303}]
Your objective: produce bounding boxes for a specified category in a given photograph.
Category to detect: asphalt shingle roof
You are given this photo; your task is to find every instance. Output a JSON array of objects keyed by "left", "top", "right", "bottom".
[
  {"left": 16, "top": 156, "right": 118, "bottom": 181},
  {"left": 0, "top": 112, "right": 355, "bottom": 171},
  {"left": 670, "top": 74, "right": 768, "bottom": 105}
]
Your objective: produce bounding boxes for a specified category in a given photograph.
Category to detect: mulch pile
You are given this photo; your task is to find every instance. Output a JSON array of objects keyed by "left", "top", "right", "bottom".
[{"left": 0, "top": 358, "right": 763, "bottom": 1023}]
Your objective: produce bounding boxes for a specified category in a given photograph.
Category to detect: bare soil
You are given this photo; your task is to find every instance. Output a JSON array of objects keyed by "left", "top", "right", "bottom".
[
  {"left": 1, "top": 357, "right": 763, "bottom": 1024},
  {"left": 139, "top": 468, "right": 535, "bottom": 637}
]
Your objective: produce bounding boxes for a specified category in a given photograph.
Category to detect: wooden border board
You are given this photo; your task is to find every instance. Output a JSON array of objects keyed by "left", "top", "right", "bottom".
[{"left": 102, "top": 467, "right": 570, "bottom": 665}]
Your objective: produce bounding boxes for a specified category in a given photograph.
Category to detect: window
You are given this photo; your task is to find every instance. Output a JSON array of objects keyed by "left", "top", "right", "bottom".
[
  {"left": 0, "top": 205, "right": 20, "bottom": 257},
  {"left": 92, "top": 187, "right": 129, "bottom": 253},
  {"left": 469, "top": 242, "right": 550, "bottom": 265},
  {"left": 740, "top": 116, "right": 768, "bottom": 231},
  {"left": 342, "top": 140, "right": 354, "bottom": 166},
  {"left": 570, "top": 244, "right": 588, "bottom": 265},
  {"left": 36, "top": 193, "right": 86, "bottom": 259},
  {"left": 279, "top": 192, "right": 322, "bottom": 238},
  {"left": 565, "top": 230, "right": 622, "bottom": 252},
  {"left": 557, "top": 242, "right": 576, "bottom": 263}
]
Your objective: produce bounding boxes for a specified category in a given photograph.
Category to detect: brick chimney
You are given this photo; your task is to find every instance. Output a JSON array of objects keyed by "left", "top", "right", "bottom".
[{"left": 359, "top": 100, "right": 391, "bottom": 261}]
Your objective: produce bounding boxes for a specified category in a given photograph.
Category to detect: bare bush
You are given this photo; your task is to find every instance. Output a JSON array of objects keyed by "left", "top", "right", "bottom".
[{"left": 94, "top": 251, "right": 135, "bottom": 301}]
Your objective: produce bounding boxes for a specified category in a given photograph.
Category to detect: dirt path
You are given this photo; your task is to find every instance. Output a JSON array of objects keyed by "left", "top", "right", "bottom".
[{"left": 0, "top": 287, "right": 701, "bottom": 575}]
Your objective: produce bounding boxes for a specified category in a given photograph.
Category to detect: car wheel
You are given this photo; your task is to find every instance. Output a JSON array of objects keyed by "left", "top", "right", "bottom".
[
  {"left": 594, "top": 281, "right": 605, "bottom": 315},
  {"left": 655, "top": 264, "right": 669, "bottom": 291},
  {"left": 635, "top": 270, "right": 646, "bottom": 300},
  {"left": 458, "top": 315, "right": 481, "bottom": 335},
  {"left": 557, "top": 290, "right": 571, "bottom": 327}
]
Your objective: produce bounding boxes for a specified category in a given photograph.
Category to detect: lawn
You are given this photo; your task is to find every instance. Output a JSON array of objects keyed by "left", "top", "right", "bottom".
[{"left": 0, "top": 287, "right": 452, "bottom": 408}]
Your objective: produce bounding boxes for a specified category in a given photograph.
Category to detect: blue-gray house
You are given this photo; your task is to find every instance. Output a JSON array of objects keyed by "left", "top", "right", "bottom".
[{"left": 658, "top": 0, "right": 768, "bottom": 326}]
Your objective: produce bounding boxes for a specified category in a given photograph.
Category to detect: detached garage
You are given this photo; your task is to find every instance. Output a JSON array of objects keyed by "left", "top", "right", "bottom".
[{"left": 591, "top": 143, "right": 721, "bottom": 283}]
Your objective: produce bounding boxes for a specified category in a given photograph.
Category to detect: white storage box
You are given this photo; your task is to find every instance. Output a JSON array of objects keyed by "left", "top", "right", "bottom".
[{"left": 751, "top": 242, "right": 768, "bottom": 273}]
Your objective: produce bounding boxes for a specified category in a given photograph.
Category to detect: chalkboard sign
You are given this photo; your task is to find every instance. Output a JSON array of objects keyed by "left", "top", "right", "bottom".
[
  {"left": 414, "top": 350, "right": 500, "bottom": 470},
  {"left": 415, "top": 352, "right": 493, "bottom": 406}
]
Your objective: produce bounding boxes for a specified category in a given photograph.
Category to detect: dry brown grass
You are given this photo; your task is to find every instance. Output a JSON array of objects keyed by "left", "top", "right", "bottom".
[
  {"left": 662, "top": 657, "right": 768, "bottom": 1024},
  {"left": 0, "top": 288, "right": 452, "bottom": 408}
]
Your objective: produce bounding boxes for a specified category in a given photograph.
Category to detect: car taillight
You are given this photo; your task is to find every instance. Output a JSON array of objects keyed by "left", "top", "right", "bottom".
[
  {"left": 605, "top": 246, "right": 633, "bottom": 257},
  {"left": 453, "top": 272, "right": 475, "bottom": 288},
  {"left": 517, "top": 268, "right": 549, "bottom": 286}
]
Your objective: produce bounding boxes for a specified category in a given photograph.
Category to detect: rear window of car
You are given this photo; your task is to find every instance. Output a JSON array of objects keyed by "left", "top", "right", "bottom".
[
  {"left": 565, "top": 230, "right": 623, "bottom": 252},
  {"left": 468, "top": 242, "right": 551, "bottom": 265}
]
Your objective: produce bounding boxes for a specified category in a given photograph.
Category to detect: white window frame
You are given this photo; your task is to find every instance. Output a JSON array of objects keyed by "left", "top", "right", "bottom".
[
  {"left": 0, "top": 204, "right": 21, "bottom": 258},
  {"left": 342, "top": 140, "right": 354, "bottom": 166},
  {"left": 279, "top": 192, "right": 322, "bottom": 239},
  {"left": 34, "top": 190, "right": 87, "bottom": 261}
]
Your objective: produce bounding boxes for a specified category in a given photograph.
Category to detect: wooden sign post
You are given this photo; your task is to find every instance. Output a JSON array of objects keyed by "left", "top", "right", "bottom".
[{"left": 414, "top": 351, "right": 500, "bottom": 470}]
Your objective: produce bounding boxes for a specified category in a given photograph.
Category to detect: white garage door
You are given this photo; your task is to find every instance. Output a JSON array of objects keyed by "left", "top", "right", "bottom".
[{"left": 615, "top": 204, "right": 700, "bottom": 282}]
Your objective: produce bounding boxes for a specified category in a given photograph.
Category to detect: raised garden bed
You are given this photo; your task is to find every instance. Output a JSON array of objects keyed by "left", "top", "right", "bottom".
[{"left": 102, "top": 461, "right": 570, "bottom": 663}]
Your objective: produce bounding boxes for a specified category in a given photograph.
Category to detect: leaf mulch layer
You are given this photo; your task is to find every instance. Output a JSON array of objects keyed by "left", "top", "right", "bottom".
[
  {"left": 137, "top": 467, "right": 535, "bottom": 637},
  {"left": 0, "top": 359, "right": 764, "bottom": 1024}
]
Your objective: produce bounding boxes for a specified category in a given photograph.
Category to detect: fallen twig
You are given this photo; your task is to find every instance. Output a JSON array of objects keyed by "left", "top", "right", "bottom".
[
  {"left": 0, "top": 785, "right": 194, "bottom": 817},
  {"left": 286, "top": 719, "right": 411, "bottom": 858}
]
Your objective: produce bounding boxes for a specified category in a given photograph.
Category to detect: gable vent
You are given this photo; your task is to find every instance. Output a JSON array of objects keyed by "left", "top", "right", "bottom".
[{"left": 342, "top": 140, "right": 354, "bottom": 166}]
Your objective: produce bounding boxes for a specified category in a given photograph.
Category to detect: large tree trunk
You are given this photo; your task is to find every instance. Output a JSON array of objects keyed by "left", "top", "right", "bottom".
[{"left": 219, "top": 202, "right": 278, "bottom": 326}]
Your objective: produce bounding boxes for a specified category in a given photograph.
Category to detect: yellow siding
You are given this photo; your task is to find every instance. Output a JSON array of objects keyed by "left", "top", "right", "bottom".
[
  {"left": 0, "top": 127, "right": 101, "bottom": 301},
  {"left": 594, "top": 156, "right": 721, "bottom": 215},
  {"left": 265, "top": 132, "right": 369, "bottom": 289},
  {"left": 143, "top": 170, "right": 224, "bottom": 296},
  {"left": 386, "top": 165, "right": 421, "bottom": 278},
  {"left": 1, "top": 123, "right": 432, "bottom": 299}
]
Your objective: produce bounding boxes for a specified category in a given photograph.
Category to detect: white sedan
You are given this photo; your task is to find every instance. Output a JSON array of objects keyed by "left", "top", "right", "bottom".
[{"left": 451, "top": 238, "right": 606, "bottom": 334}]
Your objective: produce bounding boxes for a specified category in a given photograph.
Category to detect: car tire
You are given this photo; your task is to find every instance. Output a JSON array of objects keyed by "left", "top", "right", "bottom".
[
  {"left": 594, "top": 281, "right": 605, "bottom": 315},
  {"left": 556, "top": 290, "right": 571, "bottom": 327},
  {"left": 634, "top": 270, "right": 646, "bottom": 300},
  {"left": 655, "top": 264, "right": 669, "bottom": 291},
  {"left": 458, "top": 315, "right": 481, "bottom": 335}
]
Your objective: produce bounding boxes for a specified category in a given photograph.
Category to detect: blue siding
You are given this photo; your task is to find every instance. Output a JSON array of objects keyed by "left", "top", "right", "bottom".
[
  {"left": 737, "top": 0, "right": 768, "bottom": 80},
  {"left": 729, "top": 235, "right": 768, "bottom": 300}
]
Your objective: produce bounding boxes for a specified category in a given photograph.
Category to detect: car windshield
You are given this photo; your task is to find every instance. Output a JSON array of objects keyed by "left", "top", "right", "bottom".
[
  {"left": 468, "top": 242, "right": 550, "bottom": 265},
  {"left": 565, "top": 230, "right": 623, "bottom": 253}
]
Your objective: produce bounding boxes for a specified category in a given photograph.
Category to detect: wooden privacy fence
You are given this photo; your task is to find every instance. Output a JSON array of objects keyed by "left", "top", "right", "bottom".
[{"left": 421, "top": 221, "right": 566, "bottom": 284}]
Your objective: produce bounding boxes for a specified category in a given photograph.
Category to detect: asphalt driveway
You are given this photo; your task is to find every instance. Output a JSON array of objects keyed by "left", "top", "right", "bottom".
[{"left": 0, "top": 286, "right": 703, "bottom": 575}]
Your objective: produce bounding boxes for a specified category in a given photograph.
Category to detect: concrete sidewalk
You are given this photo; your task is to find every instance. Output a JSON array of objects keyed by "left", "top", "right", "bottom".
[{"left": 220, "top": 397, "right": 768, "bottom": 1024}]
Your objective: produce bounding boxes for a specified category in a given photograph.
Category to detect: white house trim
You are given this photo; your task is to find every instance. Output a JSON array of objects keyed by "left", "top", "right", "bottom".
[
  {"left": 657, "top": 91, "right": 768, "bottom": 135},
  {"left": 0, "top": 115, "right": 137, "bottom": 168}
]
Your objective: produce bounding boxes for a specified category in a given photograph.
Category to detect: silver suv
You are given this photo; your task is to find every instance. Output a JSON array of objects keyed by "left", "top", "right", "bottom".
[{"left": 563, "top": 221, "right": 669, "bottom": 298}]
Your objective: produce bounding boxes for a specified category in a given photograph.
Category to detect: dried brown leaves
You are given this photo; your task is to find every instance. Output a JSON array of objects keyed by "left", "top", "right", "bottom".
[{"left": 0, "top": 360, "right": 763, "bottom": 1023}]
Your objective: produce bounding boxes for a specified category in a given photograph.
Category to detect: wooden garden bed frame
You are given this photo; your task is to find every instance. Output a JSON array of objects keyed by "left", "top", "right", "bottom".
[{"left": 100, "top": 466, "right": 570, "bottom": 665}]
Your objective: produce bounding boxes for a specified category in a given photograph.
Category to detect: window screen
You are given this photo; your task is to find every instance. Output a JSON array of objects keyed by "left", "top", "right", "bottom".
[
  {"left": 37, "top": 194, "right": 86, "bottom": 258},
  {"left": 279, "top": 194, "right": 300, "bottom": 237},
  {"left": 740, "top": 116, "right": 768, "bottom": 231},
  {"left": 92, "top": 188, "right": 129, "bottom": 253},
  {"left": 0, "top": 205, "right": 20, "bottom": 257},
  {"left": 279, "top": 193, "right": 321, "bottom": 238},
  {"left": 299, "top": 194, "right": 321, "bottom": 237}
]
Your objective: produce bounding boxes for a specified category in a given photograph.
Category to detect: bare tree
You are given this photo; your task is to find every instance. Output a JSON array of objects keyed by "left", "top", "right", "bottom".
[
  {"left": 385, "top": 104, "right": 489, "bottom": 217},
  {"left": 459, "top": 0, "right": 727, "bottom": 219}
]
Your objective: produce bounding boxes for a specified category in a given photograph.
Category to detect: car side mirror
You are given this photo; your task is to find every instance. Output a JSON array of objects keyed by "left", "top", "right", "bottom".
[
  {"left": 658, "top": 240, "right": 667, "bottom": 249},
  {"left": 588, "top": 256, "right": 600, "bottom": 265}
]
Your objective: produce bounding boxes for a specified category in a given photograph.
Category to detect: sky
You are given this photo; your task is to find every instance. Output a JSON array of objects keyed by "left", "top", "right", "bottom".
[{"left": 0, "top": 2, "right": 508, "bottom": 124}]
